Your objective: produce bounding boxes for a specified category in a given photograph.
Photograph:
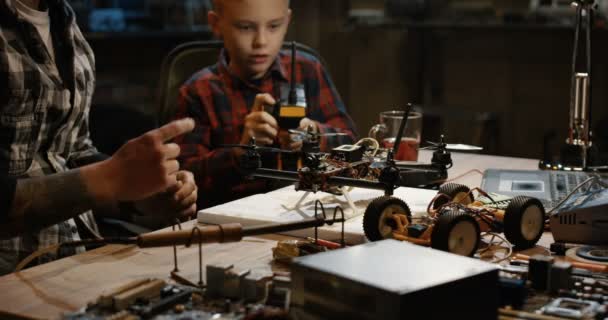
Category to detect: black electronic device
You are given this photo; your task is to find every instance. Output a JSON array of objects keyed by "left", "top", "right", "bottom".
[
  {"left": 330, "top": 144, "right": 364, "bottom": 163},
  {"left": 550, "top": 187, "right": 608, "bottom": 245},
  {"left": 290, "top": 239, "right": 498, "bottom": 320},
  {"left": 481, "top": 169, "right": 607, "bottom": 211}
]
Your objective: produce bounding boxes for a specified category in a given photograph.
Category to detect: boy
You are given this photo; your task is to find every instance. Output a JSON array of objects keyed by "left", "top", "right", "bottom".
[
  {"left": 174, "top": 0, "right": 358, "bottom": 208},
  {"left": 0, "top": 0, "right": 198, "bottom": 274}
]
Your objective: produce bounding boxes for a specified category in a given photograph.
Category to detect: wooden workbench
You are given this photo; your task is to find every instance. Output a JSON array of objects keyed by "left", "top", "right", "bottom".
[{"left": 0, "top": 151, "right": 541, "bottom": 319}]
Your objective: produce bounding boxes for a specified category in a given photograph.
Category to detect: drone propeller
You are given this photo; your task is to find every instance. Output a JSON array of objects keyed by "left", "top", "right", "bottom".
[
  {"left": 288, "top": 129, "right": 349, "bottom": 138},
  {"left": 419, "top": 141, "right": 444, "bottom": 151},
  {"left": 219, "top": 144, "right": 294, "bottom": 153},
  {"left": 443, "top": 144, "right": 483, "bottom": 152},
  {"left": 420, "top": 141, "right": 483, "bottom": 152}
]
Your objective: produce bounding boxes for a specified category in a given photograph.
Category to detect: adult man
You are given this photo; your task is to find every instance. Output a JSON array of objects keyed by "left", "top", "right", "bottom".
[{"left": 0, "top": 0, "right": 198, "bottom": 274}]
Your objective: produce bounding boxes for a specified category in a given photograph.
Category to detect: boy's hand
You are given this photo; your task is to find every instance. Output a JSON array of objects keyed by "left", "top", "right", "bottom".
[
  {"left": 240, "top": 93, "right": 279, "bottom": 146},
  {"left": 88, "top": 118, "right": 195, "bottom": 203},
  {"left": 133, "top": 170, "right": 198, "bottom": 223},
  {"left": 279, "top": 118, "right": 319, "bottom": 150},
  {"left": 299, "top": 118, "right": 319, "bottom": 134}
]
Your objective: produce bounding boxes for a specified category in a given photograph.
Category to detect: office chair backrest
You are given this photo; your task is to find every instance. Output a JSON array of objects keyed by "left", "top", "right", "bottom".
[{"left": 157, "top": 40, "right": 327, "bottom": 126}]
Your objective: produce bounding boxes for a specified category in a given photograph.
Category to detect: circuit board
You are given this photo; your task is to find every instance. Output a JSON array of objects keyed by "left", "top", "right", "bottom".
[
  {"left": 477, "top": 192, "right": 516, "bottom": 210},
  {"left": 63, "top": 283, "right": 287, "bottom": 320}
]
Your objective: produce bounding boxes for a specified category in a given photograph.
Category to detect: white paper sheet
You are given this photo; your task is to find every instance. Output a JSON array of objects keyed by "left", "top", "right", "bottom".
[{"left": 198, "top": 185, "right": 438, "bottom": 244}]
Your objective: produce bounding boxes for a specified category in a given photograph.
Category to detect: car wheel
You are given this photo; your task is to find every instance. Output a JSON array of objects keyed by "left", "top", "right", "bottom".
[{"left": 363, "top": 196, "right": 411, "bottom": 241}]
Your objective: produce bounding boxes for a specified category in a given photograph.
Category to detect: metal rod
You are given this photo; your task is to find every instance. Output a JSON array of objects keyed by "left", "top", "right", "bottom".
[
  {"left": 580, "top": 73, "right": 589, "bottom": 140},
  {"left": 242, "top": 217, "right": 343, "bottom": 237},
  {"left": 314, "top": 200, "right": 325, "bottom": 241},
  {"left": 569, "top": 4, "right": 582, "bottom": 143},
  {"left": 392, "top": 103, "right": 413, "bottom": 157},
  {"left": 252, "top": 168, "right": 299, "bottom": 181},
  {"left": 574, "top": 73, "right": 582, "bottom": 130},
  {"left": 335, "top": 206, "right": 345, "bottom": 248},
  {"left": 585, "top": 2, "right": 593, "bottom": 145},
  {"left": 189, "top": 227, "right": 203, "bottom": 287},
  {"left": 59, "top": 237, "right": 137, "bottom": 247},
  {"left": 568, "top": 1, "right": 594, "bottom": 149},
  {"left": 172, "top": 219, "right": 182, "bottom": 272},
  {"left": 327, "top": 175, "right": 389, "bottom": 190},
  {"left": 288, "top": 41, "right": 298, "bottom": 105}
]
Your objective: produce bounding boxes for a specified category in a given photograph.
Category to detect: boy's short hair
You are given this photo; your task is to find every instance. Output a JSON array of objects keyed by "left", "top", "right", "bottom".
[{"left": 212, "top": 0, "right": 290, "bottom": 14}]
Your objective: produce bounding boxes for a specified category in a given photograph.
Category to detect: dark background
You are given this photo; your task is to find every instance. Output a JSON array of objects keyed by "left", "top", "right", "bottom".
[{"left": 81, "top": 0, "right": 608, "bottom": 164}]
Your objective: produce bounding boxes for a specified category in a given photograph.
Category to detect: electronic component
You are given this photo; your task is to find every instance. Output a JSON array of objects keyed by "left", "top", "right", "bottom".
[
  {"left": 64, "top": 275, "right": 288, "bottom": 320},
  {"left": 550, "top": 261, "right": 573, "bottom": 294},
  {"left": 272, "top": 239, "right": 328, "bottom": 262},
  {"left": 290, "top": 239, "right": 498, "bottom": 320},
  {"left": 206, "top": 264, "right": 250, "bottom": 299},
  {"left": 476, "top": 192, "right": 515, "bottom": 210},
  {"left": 265, "top": 276, "right": 291, "bottom": 310},
  {"left": 498, "top": 277, "right": 527, "bottom": 309},
  {"left": 529, "top": 255, "right": 554, "bottom": 291},
  {"left": 541, "top": 297, "right": 606, "bottom": 319},
  {"left": 242, "top": 273, "right": 274, "bottom": 303},
  {"left": 330, "top": 144, "right": 364, "bottom": 163}
]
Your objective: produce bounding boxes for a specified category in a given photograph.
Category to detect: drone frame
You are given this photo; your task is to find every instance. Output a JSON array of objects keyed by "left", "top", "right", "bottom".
[{"left": 240, "top": 103, "right": 452, "bottom": 197}]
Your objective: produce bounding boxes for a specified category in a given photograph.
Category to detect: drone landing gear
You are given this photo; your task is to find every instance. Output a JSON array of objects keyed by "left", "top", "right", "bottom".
[
  {"left": 283, "top": 191, "right": 312, "bottom": 211},
  {"left": 337, "top": 187, "right": 357, "bottom": 216},
  {"left": 283, "top": 187, "right": 360, "bottom": 219}
]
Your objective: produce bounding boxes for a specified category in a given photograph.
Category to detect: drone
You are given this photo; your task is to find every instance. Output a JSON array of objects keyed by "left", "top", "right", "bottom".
[
  {"left": 226, "top": 42, "right": 458, "bottom": 199},
  {"left": 225, "top": 104, "right": 460, "bottom": 217}
]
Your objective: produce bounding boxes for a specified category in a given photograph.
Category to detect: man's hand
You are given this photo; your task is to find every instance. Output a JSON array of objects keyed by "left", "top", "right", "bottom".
[
  {"left": 84, "top": 118, "right": 195, "bottom": 203},
  {"left": 133, "top": 170, "right": 198, "bottom": 224},
  {"left": 240, "top": 93, "right": 279, "bottom": 146}
]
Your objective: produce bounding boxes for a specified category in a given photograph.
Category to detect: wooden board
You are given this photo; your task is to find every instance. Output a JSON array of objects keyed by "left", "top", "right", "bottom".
[{"left": 0, "top": 219, "right": 288, "bottom": 320}]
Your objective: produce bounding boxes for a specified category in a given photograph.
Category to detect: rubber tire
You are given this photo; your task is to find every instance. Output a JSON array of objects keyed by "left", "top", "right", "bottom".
[
  {"left": 431, "top": 211, "right": 480, "bottom": 257},
  {"left": 504, "top": 196, "right": 545, "bottom": 249},
  {"left": 363, "top": 196, "right": 411, "bottom": 241},
  {"left": 433, "top": 183, "right": 474, "bottom": 209}
]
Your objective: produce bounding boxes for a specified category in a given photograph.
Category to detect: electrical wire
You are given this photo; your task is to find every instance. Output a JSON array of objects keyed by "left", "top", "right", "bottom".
[
  {"left": 477, "top": 232, "right": 513, "bottom": 264},
  {"left": 440, "top": 169, "right": 484, "bottom": 184},
  {"left": 15, "top": 237, "right": 136, "bottom": 272},
  {"left": 547, "top": 175, "right": 608, "bottom": 215},
  {"left": 354, "top": 137, "right": 380, "bottom": 156}
]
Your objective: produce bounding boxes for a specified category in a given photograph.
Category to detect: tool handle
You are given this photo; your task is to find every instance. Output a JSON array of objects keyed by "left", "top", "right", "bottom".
[{"left": 137, "top": 223, "right": 243, "bottom": 248}]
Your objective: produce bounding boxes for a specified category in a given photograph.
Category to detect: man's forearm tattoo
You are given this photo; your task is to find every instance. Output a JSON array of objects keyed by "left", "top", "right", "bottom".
[{"left": 0, "top": 170, "right": 96, "bottom": 239}]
